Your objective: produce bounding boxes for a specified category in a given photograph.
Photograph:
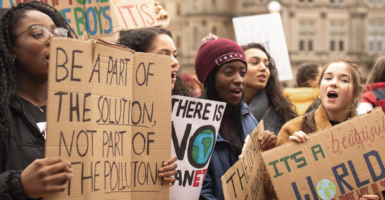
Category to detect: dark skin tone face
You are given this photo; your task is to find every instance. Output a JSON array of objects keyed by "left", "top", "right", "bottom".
[
  {"left": 11, "top": 10, "right": 55, "bottom": 105},
  {"left": 215, "top": 60, "right": 246, "bottom": 106}
]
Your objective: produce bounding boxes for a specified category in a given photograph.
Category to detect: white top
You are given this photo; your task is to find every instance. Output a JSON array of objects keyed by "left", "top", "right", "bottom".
[{"left": 357, "top": 102, "right": 374, "bottom": 115}]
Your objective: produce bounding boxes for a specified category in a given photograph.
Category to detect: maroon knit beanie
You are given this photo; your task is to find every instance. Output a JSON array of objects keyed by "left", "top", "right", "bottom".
[{"left": 195, "top": 35, "right": 247, "bottom": 86}]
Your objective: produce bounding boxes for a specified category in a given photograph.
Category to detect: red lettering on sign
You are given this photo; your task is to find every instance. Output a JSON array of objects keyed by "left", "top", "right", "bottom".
[
  {"left": 331, "top": 116, "right": 385, "bottom": 153},
  {"left": 141, "top": 4, "right": 155, "bottom": 25},
  {"left": 121, "top": 5, "right": 138, "bottom": 27},
  {"left": 193, "top": 170, "right": 202, "bottom": 187}
]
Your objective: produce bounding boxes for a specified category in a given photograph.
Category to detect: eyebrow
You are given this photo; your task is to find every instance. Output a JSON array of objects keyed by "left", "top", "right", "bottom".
[
  {"left": 248, "top": 56, "right": 268, "bottom": 61},
  {"left": 156, "top": 49, "right": 177, "bottom": 54},
  {"left": 27, "top": 24, "right": 57, "bottom": 29},
  {"left": 325, "top": 72, "right": 350, "bottom": 77}
]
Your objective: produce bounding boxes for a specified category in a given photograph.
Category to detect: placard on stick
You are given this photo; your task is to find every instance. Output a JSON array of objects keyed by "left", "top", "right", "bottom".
[
  {"left": 262, "top": 108, "right": 385, "bottom": 200},
  {"left": 170, "top": 95, "right": 226, "bottom": 200},
  {"left": 232, "top": 13, "right": 293, "bottom": 81},
  {"left": 44, "top": 37, "right": 171, "bottom": 200},
  {"left": 221, "top": 121, "right": 269, "bottom": 200},
  {"left": 0, "top": 0, "right": 168, "bottom": 39}
]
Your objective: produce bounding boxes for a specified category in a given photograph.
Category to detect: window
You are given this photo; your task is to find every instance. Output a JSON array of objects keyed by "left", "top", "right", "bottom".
[
  {"left": 308, "top": 39, "right": 313, "bottom": 51},
  {"left": 330, "top": 21, "right": 346, "bottom": 52},
  {"left": 299, "top": 40, "right": 305, "bottom": 51},
  {"left": 298, "top": 21, "right": 315, "bottom": 52},
  {"left": 330, "top": 40, "right": 335, "bottom": 51},
  {"left": 368, "top": 22, "right": 384, "bottom": 52},
  {"left": 176, "top": 3, "right": 181, "bottom": 16},
  {"left": 193, "top": 27, "right": 198, "bottom": 49},
  {"left": 176, "top": 35, "right": 181, "bottom": 48},
  {"left": 339, "top": 40, "right": 344, "bottom": 51},
  {"left": 212, "top": 27, "right": 217, "bottom": 35}
]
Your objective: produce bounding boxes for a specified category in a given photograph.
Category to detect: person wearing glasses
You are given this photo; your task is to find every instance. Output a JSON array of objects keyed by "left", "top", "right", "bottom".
[{"left": 0, "top": 2, "right": 175, "bottom": 200}]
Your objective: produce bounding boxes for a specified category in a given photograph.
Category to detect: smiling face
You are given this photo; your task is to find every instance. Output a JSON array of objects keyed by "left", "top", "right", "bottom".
[
  {"left": 11, "top": 10, "right": 55, "bottom": 84},
  {"left": 244, "top": 48, "right": 271, "bottom": 92},
  {"left": 320, "top": 62, "right": 354, "bottom": 115},
  {"left": 146, "top": 34, "right": 179, "bottom": 90},
  {"left": 215, "top": 60, "right": 246, "bottom": 106}
]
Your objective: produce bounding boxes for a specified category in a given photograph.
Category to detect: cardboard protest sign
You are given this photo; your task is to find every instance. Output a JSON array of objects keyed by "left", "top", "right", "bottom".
[
  {"left": 233, "top": 13, "right": 293, "bottom": 81},
  {"left": 44, "top": 37, "right": 171, "bottom": 200},
  {"left": 262, "top": 107, "right": 385, "bottom": 200},
  {"left": 0, "top": 0, "right": 167, "bottom": 39},
  {"left": 170, "top": 95, "right": 226, "bottom": 200},
  {"left": 221, "top": 121, "right": 269, "bottom": 200}
]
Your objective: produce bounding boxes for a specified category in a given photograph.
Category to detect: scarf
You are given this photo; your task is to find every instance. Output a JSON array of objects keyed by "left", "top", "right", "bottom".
[{"left": 249, "top": 89, "right": 281, "bottom": 135}]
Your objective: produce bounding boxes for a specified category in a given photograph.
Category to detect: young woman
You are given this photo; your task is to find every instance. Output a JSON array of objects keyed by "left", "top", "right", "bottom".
[
  {"left": 357, "top": 56, "right": 385, "bottom": 114},
  {"left": 195, "top": 34, "right": 259, "bottom": 200},
  {"left": 242, "top": 43, "right": 297, "bottom": 150},
  {"left": 0, "top": 3, "right": 176, "bottom": 200},
  {"left": 118, "top": 28, "right": 191, "bottom": 96},
  {"left": 267, "top": 58, "right": 381, "bottom": 200}
]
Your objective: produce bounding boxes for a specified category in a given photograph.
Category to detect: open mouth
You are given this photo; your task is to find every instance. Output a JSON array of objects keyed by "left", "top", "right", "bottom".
[
  {"left": 231, "top": 88, "right": 243, "bottom": 95},
  {"left": 327, "top": 91, "right": 338, "bottom": 99},
  {"left": 257, "top": 74, "right": 266, "bottom": 78},
  {"left": 46, "top": 55, "right": 50, "bottom": 60},
  {"left": 171, "top": 72, "right": 177, "bottom": 79}
]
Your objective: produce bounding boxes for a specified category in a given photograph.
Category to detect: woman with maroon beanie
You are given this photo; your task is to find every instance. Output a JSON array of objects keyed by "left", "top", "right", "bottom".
[{"left": 196, "top": 34, "right": 258, "bottom": 200}]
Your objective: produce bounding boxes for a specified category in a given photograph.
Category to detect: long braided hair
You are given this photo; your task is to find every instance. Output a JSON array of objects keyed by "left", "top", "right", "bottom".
[{"left": 0, "top": 2, "right": 76, "bottom": 159}]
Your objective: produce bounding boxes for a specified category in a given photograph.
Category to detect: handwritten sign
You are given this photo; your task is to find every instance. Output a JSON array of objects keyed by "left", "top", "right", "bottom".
[
  {"left": 262, "top": 108, "right": 385, "bottom": 200},
  {"left": 170, "top": 95, "right": 226, "bottom": 200},
  {"left": 232, "top": 13, "right": 293, "bottom": 81},
  {"left": 221, "top": 121, "right": 269, "bottom": 200},
  {"left": 0, "top": 0, "right": 168, "bottom": 39},
  {"left": 44, "top": 37, "right": 171, "bottom": 200}
]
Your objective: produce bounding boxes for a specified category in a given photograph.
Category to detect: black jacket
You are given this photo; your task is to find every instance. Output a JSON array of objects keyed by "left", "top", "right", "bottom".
[{"left": 0, "top": 97, "right": 45, "bottom": 200}]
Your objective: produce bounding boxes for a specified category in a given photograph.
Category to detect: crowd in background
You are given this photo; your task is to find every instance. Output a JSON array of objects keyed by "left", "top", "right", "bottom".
[{"left": 0, "top": 2, "right": 384, "bottom": 200}]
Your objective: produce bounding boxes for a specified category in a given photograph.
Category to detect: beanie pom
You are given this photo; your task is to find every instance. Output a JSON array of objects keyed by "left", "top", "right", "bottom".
[{"left": 201, "top": 33, "right": 218, "bottom": 44}]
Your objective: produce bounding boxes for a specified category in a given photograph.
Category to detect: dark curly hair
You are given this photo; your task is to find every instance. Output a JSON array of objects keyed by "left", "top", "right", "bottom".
[
  {"left": 296, "top": 63, "right": 321, "bottom": 87},
  {"left": 0, "top": 2, "right": 75, "bottom": 159},
  {"left": 118, "top": 28, "right": 191, "bottom": 97},
  {"left": 242, "top": 43, "right": 297, "bottom": 127}
]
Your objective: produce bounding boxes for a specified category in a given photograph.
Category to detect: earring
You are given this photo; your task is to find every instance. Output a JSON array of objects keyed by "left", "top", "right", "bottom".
[{"left": 319, "top": 95, "right": 320, "bottom": 98}]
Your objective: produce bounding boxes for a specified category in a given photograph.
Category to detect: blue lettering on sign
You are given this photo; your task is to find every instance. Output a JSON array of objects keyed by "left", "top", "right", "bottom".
[
  {"left": 102, "top": 6, "right": 112, "bottom": 34},
  {"left": 364, "top": 150, "right": 385, "bottom": 182},
  {"left": 291, "top": 176, "right": 318, "bottom": 200},
  {"left": 85, "top": 7, "right": 97, "bottom": 35},
  {"left": 62, "top": 8, "right": 72, "bottom": 24},
  {"left": 348, "top": 160, "right": 369, "bottom": 188},
  {"left": 2, "top": 0, "right": 14, "bottom": 7},
  {"left": 332, "top": 163, "right": 354, "bottom": 195}
]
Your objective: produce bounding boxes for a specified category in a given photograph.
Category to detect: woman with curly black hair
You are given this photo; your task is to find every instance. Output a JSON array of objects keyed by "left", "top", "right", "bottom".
[
  {"left": 242, "top": 43, "right": 297, "bottom": 149},
  {"left": 0, "top": 3, "right": 177, "bottom": 200},
  {"left": 0, "top": 2, "right": 76, "bottom": 199},
  {"left": 118, "top": 28, "right": 191, "bottom": 96}
]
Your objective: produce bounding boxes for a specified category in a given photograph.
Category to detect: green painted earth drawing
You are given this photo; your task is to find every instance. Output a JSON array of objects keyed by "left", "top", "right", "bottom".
[
  {"left": 191, "top": 130, "right": 214, "bottom": 164},
  {"left": 317, "top": 179, "right": 337, "bottom": 200}
]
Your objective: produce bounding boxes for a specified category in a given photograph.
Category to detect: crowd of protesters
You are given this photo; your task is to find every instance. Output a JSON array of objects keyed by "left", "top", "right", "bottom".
[{"left": 0, "top": 2, "right": 384, "bottom": 200}]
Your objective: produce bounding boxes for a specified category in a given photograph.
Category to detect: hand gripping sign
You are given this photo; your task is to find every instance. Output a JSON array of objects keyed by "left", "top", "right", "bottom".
[
  {"left": 170, "top": 95, "right": 226, "bottom": 200},
  {"left": 262, "top": 108, "right": 385, "bottom": 200},
  {"left": 45, "top": 37, "right": 171, "bottom": 200}
]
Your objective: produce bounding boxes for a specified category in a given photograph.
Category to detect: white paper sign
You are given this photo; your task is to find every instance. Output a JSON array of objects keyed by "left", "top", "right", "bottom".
[
  {"left": 170, "top": 96, "right": 226, "bottom": 200},
  {"left": 233, "top": 13, "right": 293, "bottom": 81}
]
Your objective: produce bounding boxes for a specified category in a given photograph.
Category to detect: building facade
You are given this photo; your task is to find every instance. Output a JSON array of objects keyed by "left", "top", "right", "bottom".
[{"left": 160, "top": 0, "right": 385, "bottom": 86}]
